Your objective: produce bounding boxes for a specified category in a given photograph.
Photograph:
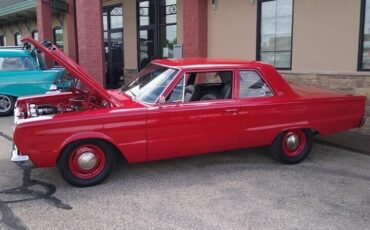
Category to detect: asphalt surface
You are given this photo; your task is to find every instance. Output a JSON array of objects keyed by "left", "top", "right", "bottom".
[{"left": 0, "top": 116, "right": 369, "bottom": 230}]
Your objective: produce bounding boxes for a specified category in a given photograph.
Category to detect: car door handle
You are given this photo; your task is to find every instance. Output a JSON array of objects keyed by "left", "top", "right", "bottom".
[{"left": 225, "top": 108, "right": 238, "bottom": 113}]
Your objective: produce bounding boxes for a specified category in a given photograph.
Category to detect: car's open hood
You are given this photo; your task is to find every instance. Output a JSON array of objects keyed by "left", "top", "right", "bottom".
[{"left": 21, "top": 36, "right": 121, "bottom": 106}]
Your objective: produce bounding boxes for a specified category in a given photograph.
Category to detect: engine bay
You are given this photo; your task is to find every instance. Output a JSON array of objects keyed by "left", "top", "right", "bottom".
[{"left": 15, "top": 90, "right": 112, "bottom": 119}]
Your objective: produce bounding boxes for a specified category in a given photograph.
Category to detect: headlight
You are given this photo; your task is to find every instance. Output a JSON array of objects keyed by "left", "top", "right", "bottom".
[{"left": 29, "top": 104, "right": 37, "bottom": 117}]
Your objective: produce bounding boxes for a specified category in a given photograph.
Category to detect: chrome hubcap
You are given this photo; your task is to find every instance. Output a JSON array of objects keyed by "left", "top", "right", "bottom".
[
  {"left": 77, "top": 152, "right": 98, "bottom": 170},
  {"left": 286, "top": 134, "right": 300, "bottom": 150},
  {"left": 0, "top": 95, "right": 11, "bottom": 112}
]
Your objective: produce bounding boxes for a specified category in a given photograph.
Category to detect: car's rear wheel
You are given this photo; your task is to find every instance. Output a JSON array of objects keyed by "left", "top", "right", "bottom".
[
  {"left": 271, "top": 129, "right": 313, "bottom": 164},
  {"left": 0, "top": 95, "right": 16, "bottom": 116},
  {"left": 57, "top": 139, "right": 116, "bottom": 187}
]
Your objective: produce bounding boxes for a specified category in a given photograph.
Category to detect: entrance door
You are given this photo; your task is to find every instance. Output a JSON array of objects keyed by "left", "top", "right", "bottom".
[
  {"left": 137, "top": 0, "right": 177, "bottom": 70},
  {"left": 103, "top": 5, "right": 124, "bottom": 89}
]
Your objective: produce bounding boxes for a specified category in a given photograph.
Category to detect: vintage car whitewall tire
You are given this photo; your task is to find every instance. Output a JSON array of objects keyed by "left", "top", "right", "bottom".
[
  {"left": 57, "top": 139, "right": 116, "bottom": 187},
  {"left": 0, "top": 95, "right": 16, "bottom": 116},
  {"left": 271, "top": 129, "right": 313, "bottom": 164}
]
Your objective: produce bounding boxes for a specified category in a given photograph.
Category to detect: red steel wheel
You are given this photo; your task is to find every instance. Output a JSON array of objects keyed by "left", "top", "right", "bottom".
[
  {"left": 58, "top": 139, "right": 116, "bottom": 187},
  {"left": 281, "top": 130, "right": 307, "bottom": 157},
  {"left": 68, "top": 145, "right": 107, "bottom": 180},
  {"left": 271, "top": 129, "right": 313, "bottom": 164}
]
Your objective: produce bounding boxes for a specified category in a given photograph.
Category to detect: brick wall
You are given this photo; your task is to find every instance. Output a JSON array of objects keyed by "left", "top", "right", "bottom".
[{"left": 280, "top": 71, "right": 370, "bottom": 135}]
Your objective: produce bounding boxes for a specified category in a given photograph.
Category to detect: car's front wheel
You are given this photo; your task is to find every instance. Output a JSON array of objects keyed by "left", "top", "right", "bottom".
[
  {"left": 0, "top": 95, "right": 16, "bottom": 116},
  {"left": 271, "top": 129, "right": 313, "bottom": 164},
  {"left": 57, "top": 139, "right": 116, "bottom": 187}
]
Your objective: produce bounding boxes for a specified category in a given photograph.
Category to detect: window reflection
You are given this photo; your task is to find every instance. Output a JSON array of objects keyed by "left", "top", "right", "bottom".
[
  {"left": 361, "top": 0, "right": 370, "bottom": 69},
  {"left": 138, "top": 0, "right": 177, "bottom": 70},
  {"left": 110, "top": 7, "right": 123, "bottom": 29},
  {"left": 259, "top": 0, "right": 293, "bottom": 69},
  {"left": 14, "top": 33, "right": 21, "bottom": 46},
  {"left": 103, "top": 10, "right": 108, "bottom": 31},
  {"left": 102, "top": 5, "right": 124, "bottom": 89},
  {"left": 53, "top": 27, "right": 64, "bottom": 50},
  {"left": 139, "top": 1, "right": 155, "bottom": 26},
  {"left": 160, "top": 0, "right": 177, "bottom": 24},
  {"left": 159, "top": 25, "right": 177, "bottom": 58}
]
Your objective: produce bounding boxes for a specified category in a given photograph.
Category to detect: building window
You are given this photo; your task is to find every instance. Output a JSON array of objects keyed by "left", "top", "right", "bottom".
[
  {"left": 257, "top": 0, "right": 293, "bottom": 69},
  {"left": 53, "top": 27, "right": 64, "bottom": 50},
  {"left": 137, "top": 0, "right": 177, "bottom": 70},
  {"left": 14, "top": 32, "right": 21, "bottom": 46},
  {"left": 359, "top": 0, "right": 370, "bottom": 70},
  {"left": 0, "top": 35, "right": 5, "bottom": 46},
  {"left": 32, "top": 30, "right": 39, "bottom": 40}
]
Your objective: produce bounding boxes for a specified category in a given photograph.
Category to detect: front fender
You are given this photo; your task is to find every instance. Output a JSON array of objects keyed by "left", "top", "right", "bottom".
[{"left": 58, "top": 131, "right": 121, "bottom": 157}]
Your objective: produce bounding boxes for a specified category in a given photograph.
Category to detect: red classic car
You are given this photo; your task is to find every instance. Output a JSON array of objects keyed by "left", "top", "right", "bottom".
[{"left": 11, "top": 37, "right": 367, "bottom": 187}]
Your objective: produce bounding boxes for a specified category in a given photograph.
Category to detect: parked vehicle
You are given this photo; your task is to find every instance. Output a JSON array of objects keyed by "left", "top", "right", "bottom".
[
  {"left": 0, "top": 47, "right": 65, "bottom": 116},
  {"left": 12, "top": 36, "right": 367, "bottom": 187}
]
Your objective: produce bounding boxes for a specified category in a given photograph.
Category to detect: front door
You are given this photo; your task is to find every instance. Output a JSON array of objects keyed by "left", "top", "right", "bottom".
[
  {"left": 103, "top": 5, "right": 124, "bottom": 89},
  {"left": 147, "top": 69, "right": 240, "bottom": 161}
]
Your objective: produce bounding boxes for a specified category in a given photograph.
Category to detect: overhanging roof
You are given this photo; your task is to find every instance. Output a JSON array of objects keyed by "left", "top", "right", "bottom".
[{"left": 0, "top": 0, "right": 35, "bottom": 17}]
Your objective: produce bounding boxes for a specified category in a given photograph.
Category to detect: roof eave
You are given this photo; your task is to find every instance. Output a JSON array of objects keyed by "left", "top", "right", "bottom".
[{"left": 0, "top": 0, "right": 36, "bottom": 17}]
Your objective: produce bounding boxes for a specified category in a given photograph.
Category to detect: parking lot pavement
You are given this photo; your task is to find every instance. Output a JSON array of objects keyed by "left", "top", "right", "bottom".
[{"left": 0, "top": 116, "right": 369, "bottom": 230}]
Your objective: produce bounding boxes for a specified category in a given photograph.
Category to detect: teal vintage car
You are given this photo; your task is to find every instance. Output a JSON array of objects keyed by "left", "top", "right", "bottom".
[{"left": 0, "top": 49, "right": 65, "bottom": 116}]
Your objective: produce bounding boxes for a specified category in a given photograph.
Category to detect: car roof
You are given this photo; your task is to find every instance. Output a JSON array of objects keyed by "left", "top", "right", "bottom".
[
  {"left": 0, "top": 49, "right": 30, "bottom": 57},
  {"left": 151, "top": 58, "right": 268, "bottom": 69}
]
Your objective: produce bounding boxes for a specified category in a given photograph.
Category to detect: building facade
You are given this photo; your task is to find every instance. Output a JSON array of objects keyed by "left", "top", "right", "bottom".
[{"left": 0, "top": 0, "right": 369, "bottom": 134}]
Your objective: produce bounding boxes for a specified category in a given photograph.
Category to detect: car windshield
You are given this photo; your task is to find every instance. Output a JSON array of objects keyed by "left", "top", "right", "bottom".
[{"left": 122, "top": 64, "right": 178, "bottom": 103}]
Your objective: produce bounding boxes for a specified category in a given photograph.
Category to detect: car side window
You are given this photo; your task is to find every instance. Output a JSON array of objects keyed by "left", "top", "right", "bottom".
[
  {"left": 195, "top": 72, "right": 222, "bottom": 84},
  {"left": 0, "top": 57, "right": 37, "bottom": 71},
  {"left": 167, "top": 75, "right": 185, "bottom": 102},
  {"left": 166, "top": 71, "right": 233, "bottom": 103},
  {"left": 239, "top": 70, "right": 273, "bottom": 98}
]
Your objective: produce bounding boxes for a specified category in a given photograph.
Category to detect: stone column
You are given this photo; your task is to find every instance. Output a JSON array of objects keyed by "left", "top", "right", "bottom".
[
  {"left": 182, "top": 0, "right": 208, "bottom": 58},
  {"left": 75, "top": 0, "right": 105, "bottom": 86}
]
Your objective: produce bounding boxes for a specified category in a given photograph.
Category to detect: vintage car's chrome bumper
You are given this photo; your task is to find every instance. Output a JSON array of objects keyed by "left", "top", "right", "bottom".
[
  {"left": 359, "top": 115, "right": 367, "bottom": 127},
  {"left": 12, "top": 108, "right": 33, "bottom": 168},
  {"left": 11, "top": 144, "right": 34, "bottom": 168}
]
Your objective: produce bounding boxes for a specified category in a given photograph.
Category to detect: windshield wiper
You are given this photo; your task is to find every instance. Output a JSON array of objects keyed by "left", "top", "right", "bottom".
[{"left": 129, "top": 89, "right": 136, "bottom": 97}]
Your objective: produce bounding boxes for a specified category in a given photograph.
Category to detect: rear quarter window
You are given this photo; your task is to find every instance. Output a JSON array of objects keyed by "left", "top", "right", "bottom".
[
  {"left": 0, "top": 56, "right": 37, "bottom": 71},
  {"left": 239, "top": 70, "right": 274, "bottom": 98}
]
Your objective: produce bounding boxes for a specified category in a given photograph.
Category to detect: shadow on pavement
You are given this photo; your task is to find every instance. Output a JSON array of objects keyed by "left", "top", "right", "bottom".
[{"left": 0, "top": 167, "right": 72, "bottom": 230}]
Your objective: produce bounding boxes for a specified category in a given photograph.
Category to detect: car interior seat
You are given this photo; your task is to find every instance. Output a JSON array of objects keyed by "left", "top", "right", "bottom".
[
  {"left": 184, "top": 84, "right": 195, "bottom": 102},
  {"left": 200, "top": 71, "right": 232, "bottom": 100}
]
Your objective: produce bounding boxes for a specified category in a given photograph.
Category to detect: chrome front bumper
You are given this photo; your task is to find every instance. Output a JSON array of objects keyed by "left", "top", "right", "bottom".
[
  {"left": 359, "top": 115, "right": 367, "bottom": 127},
  {"left": 11, "top": 144, "right": 34, "bottom": 168}
]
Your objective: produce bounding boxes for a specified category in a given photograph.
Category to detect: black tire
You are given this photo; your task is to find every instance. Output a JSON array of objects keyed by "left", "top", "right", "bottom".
[
  {"left": 57, "top": 139, "right": 116, "bottom": 187},
  {"left": 0, "top": 95, "right": 16, "bottom": 116},
  {"left": 271, "top": 129, "right": 313, "bottom": 164}
]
